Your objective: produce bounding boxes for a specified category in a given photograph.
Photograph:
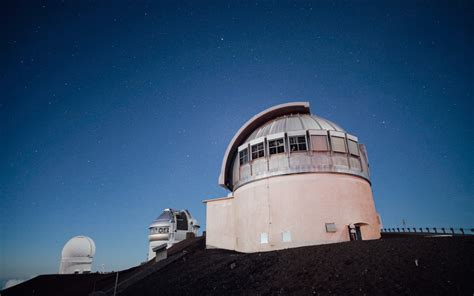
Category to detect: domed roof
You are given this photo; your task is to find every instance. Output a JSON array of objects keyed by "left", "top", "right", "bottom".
[
  {"left": 61, "top": 236, "right": 96, "bottom": 258},
  {"left": 245, "top": 114, "right": 344, "bottom": 142},
  {"left": 219, "top": 102, "right": 368, "bottom": 191},
  {"left": 149, "top": 209, "right": 174, "bottom": 228}
]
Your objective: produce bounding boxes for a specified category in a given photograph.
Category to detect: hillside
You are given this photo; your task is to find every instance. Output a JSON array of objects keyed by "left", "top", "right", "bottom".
[
  {"left": 120, "top": 236, "right": 473, "bottom": 295},
  {"left": 3, "top": 236, "right": 473, "bottom": 295}
]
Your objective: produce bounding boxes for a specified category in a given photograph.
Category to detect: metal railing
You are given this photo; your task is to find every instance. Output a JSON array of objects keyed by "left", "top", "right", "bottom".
[{"left": 381, "top": 227, "right": 474, "bottom": 235}]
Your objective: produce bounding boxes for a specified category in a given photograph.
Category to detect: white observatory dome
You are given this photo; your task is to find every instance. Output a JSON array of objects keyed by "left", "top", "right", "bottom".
[
  {"left": 59, "top": 235, "right": 95, "bottom": 274},
  {"left": 61, "top": 236, "right": 96, "bottom": 258}
]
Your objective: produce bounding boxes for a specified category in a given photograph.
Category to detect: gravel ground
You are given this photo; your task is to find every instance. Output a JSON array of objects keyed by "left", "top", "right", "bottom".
[
  {"left": 3, "top": 236, "right": 473, "bottom": 296},
  {"left": 122, "top": 236, "right": 473, "bottom": 296}
]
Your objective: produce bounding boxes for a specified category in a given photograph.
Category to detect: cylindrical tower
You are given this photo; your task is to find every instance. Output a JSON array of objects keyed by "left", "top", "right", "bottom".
[
  {"left": 206, "top": 102, "right": 381, "bottom": 252},
  {"left": 148, "top": 209, "right": 172, "bottom": 260}
]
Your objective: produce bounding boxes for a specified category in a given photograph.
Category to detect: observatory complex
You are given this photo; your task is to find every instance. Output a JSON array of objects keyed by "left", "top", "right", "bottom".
[
  {"left": 147, "top": 208, "right": 199, "bottom": 260},
  {"left": 205, "top": 102, "right": 381, "bottom": 253},
  {"left": 59, "top": 236, "right": 95, "bottom": 274}
]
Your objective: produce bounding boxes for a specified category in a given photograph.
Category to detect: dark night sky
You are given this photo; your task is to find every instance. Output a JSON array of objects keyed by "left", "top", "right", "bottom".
[{"left": 1, "top": 0, "right": 472, "bottom": 283}]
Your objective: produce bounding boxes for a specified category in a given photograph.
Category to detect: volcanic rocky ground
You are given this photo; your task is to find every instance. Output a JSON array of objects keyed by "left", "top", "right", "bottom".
[{"left": 3, "top": 235, "right": 473, "bottom": 296}]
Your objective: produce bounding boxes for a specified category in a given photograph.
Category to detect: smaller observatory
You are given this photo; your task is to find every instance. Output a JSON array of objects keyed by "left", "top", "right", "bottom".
[
  {"left": 59, "top": 236, "right": 95, "bottom": 274},
  {"left": 148, "top": 208, "right": 199, "bottom": 260}
]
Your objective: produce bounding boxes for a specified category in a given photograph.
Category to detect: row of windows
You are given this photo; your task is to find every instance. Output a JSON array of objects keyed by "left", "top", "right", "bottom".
[{"left": 239, "top": 134, "right": 359, "bottom": 165}]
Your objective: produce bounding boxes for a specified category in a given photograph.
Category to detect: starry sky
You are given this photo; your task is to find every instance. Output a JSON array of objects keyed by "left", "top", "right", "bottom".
[{"left": 1, "top": 0, "right": 473, "bottom": 284}]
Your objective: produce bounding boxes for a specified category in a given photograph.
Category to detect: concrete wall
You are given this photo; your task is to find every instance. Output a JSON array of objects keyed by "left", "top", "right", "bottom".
[
  {"left": 206, "top": 173, "right": 380, "bottom": 253},
  {"left": 59, "top": 260, "right": 93, "bottom": 274},
  {"left": 205, "top": 197, "right": 235, "bottom": 250}
]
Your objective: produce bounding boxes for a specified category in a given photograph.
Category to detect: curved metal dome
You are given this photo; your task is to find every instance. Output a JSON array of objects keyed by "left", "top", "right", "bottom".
[
  {"left": 219, "top": 102, "right": 370, "bottom": 191},
  {"left": 61, "top": 236, "right": 96, "bottom": 258},
  {"left": 245, "top": 114, "right": 345, "bottom": 142}
]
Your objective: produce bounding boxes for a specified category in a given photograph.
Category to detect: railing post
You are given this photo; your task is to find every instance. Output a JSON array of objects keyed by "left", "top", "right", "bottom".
[
  {"left": 441, "top": 227, "right": 446, "bottom": 234},
  {"left": 460, "top": 228, "right": 464, "bottom": 235},
  {"left": 433, "top": 227, "right": 437, "bottom": 233},
  {"left": 113, "top": 271, "right": 119, "bottom": 296},
  {"left": 450, "top": 227, "right": 455, "bottom": 234}
]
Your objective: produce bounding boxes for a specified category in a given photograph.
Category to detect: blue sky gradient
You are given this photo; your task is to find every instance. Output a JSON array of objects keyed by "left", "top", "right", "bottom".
[{"left": 1, "top": 1, "right": 472, "bottom": 282}]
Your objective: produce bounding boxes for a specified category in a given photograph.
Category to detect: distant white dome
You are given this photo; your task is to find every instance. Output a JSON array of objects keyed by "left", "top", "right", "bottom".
[
  {"left": 62, "top": 236, "right": 96, "bottom": 258},
  {"left": 59, "top": 235, "right": 95, "bottom": 274}
]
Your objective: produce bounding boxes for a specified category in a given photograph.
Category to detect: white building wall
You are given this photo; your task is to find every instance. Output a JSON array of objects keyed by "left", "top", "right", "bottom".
[
  {"left": 205, "top": 197, "right": 235, "bottom": 250},
  {"left": 206, "top": 173, "right": 380, "bottom": 253},
  {"left": 59, "top": 259, "right": 93, "bottom": 274}
]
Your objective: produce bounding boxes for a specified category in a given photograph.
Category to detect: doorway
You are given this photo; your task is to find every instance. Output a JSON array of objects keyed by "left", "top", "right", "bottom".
[{"left": 348, "top": 224, "right": 362, "bottom": 241}]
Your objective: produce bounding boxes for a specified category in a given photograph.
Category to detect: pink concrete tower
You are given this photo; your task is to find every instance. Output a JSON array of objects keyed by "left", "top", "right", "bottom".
[{"left": 205, "top": 102, "right": 381, "bottom": 252}]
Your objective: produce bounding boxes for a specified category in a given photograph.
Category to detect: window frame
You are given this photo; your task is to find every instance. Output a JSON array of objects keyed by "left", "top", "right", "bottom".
[
  {"left": 288, "top": 134, "right": 308, "bottom": 152},
  {"left": 309, "top": 130, "right": 330, "bottom": 152},
  {"left": 329, "top": 131, "right": 347, "bottom": 154},
  {"left": 239, "top": 147, "right": 249, "bottom": 165},
  {"left": 250, "top": 141, "right": 265, "bottom": 160},
  {"left": 268, "top": 137, "right": 285, "bottom": 155},
  {"left": 347, "top": 134, "right": 360, "bottom": 156}
]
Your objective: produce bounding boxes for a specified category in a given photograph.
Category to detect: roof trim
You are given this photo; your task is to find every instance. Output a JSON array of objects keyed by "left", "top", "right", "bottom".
[
  {"left": 218, "top": 102, "right": 311, "bottom": 190},
  {"left": 202, "top": 196, "right": 234, "bottom": 203}
]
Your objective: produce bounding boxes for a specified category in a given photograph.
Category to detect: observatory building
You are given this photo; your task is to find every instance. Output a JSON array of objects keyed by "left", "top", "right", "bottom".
[
  {"left": 148, "top": 208, "right": 199, "bottom": 260},
  {"left": 59, "top": 236, "right": 95, "bottom": 274},
  {"left": 205, "top": 102, "right": 381, "bottom": 253}
]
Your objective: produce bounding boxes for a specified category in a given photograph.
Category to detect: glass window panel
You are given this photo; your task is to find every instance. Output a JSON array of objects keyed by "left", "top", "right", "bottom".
[
  {"left": 331, "top": 136, "right": 347, "bottom": 153},
  {"left": 289, "top": 136, "right": 307, "bottom": 152},
  {"left": 311, "top": 135, "right": 329, "bottom": 151},
  {"left": 251, "top": 142, "right": 265, "bottom": 160},
  {"left": 348, "top": 140, "right": 359, "bottom": 156},
  {"left": 268, "top": 138, "right": 285, "bottom": 155},
  {"left": 239, "top": 148, "right": 249, "bottom": 165}
]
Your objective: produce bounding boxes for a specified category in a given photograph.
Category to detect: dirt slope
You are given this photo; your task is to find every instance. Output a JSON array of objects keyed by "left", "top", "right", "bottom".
[
  {"left": 3, "top": 237, "right": 472, "bottom": 295},
  {"left": 121, "top": 237, "right": 473, "bottom": 296}
]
